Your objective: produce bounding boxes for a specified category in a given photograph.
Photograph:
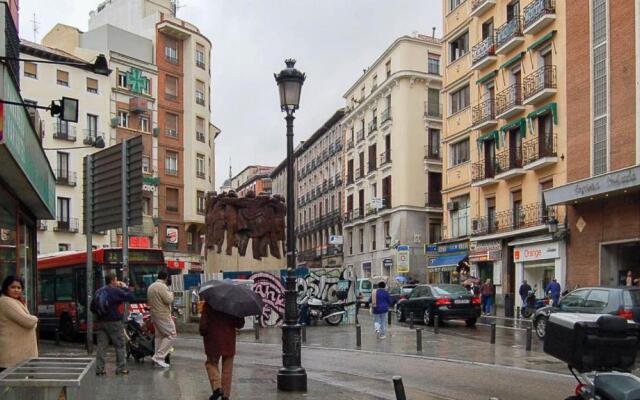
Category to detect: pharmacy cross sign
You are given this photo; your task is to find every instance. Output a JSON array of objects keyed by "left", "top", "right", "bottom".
[{"left": 127, "top": 68, "right": 147, "bottom": 94}]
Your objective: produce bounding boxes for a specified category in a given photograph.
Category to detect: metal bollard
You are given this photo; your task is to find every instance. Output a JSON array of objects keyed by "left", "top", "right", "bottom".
[
  {"left": 434, "top": 315, "right": 440, "bottom": 334},
  {"left": 356, "top": 324, "right": 362, "bottom": 348},
  {"left": 392, "top": 376, "right": 407, "bottom": 400},
  {"left": 253, "top": 318, "right": 260, "bottom": 341},
  {"left": 409, "top": 312, "right": 414, "bottom": 330},
  {"left": 301, "top": 324, "right": 307, "bottom": 344},
  {"left": 516, "top": 306, "right": 521, "bottom": 319},
  {"left": 416, "top": 328, "right": 423, "bottom": 352},
  {"left": 388, "top": 310, "right": 392, "bottom": 326},
  {"left": 490, "top": 321, "right": 496, "bottom": 344},
  {"left": 526, "top": 327, "right": 532, "bottom": 351}
]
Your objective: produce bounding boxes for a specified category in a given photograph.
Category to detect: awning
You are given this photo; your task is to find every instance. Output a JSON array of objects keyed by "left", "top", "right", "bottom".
[
  {"left": 527, "top": 30, "right": 557, "bottom": 52},
  {"left": 500, "top": 118, "right": 527, "bottom": 137},
  {"left": 476, "top": 70, "right": 497, "bottom": 85},
  {"left": 527, "top": 102, "right": 558, "bottom": 124},
  {"left": 500, "top": 52, "right": 525, "bottom": 69},
  {"left": 476, "top": 130, "right": 499, "bottom": 144},
  {"left": 428, "top": 254, "right": 467, "bottom": 268}
]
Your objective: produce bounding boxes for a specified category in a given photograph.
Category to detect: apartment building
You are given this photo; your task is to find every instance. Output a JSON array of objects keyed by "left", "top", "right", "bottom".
[
  {"left": 439, "top": 0, "right": 567, "bottom": 310},
  {"left": 545, "top": 1, "right": 640, "bottom": 288},
  {"left": 342, "top": 34, "right": 443, "bottom": 282},
  {"left": 295, "top": 109, "right": 345, "bottom": 269},
  {"left": 229, "top": 165, "right": 274, "bottom": 197},
  {"left": 20, "top": 40, "right": 112, "bottom": 255}
]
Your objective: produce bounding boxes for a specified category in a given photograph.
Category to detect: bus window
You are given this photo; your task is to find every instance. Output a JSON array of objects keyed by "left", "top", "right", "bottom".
[
  {"left": 55, "top": 273, "right": 74, "bottom": 301},
  {"left": 129, "top": 265, "right": 160, "bottom": 302},
  {"left": 39, "top": 273, "right": 55, "bottom": 303}
]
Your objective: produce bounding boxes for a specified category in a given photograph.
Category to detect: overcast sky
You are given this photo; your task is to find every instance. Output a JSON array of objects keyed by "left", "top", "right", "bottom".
[{"left": 20, "top": 0, "right": 442, "bottom": 188}]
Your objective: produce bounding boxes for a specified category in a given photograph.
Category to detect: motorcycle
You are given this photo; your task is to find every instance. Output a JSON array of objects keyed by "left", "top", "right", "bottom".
[
  {"left": 124, "top": 306, "right": 176, "bottom": 363},
  {"left": 564, "top": 367, "right": 640, "bottom": 400},
  {"left": 521, "top": 290, "right": 549, "bottom": 318},
  {"left": 299, "top": 297, "right": 346, "bottom": 326}
]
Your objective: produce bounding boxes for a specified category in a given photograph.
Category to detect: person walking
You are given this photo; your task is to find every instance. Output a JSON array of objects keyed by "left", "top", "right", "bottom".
[
  {"left": 546, "top": 278, "right": 562, "bottom": 306},
  {"left": 200, "top": 303, "right": 245, "bottom": 400},
  {"left": 147, "top": 270, "right": 176, "bottom": 369},
  {"left": 372, "top": 281, "right": 394, "bottom": 339},
  {"left": 92, "top": 272, "right": 135, "bottom": 376},
  {"left": 0, "top": 276, "right": 38, "bottom": 372},
  {"left": 518, "top": 280, "right": 532, "bottom": 304},
  {"left": 480, "top": 279, "right": 494, "bottom": 315},
  {"left": 191, "top": 287, "right": 199, "bottom": 315}
]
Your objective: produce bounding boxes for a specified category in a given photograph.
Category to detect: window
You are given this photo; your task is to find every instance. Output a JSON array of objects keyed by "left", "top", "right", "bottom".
[
  {"left": 382, "top": 176, "right": 391, "bottom": 208},
  {"left": 197, "top": 191, "right": 206, "bottom": 214},
  {"left": 24, "top": 62, "right": 37, "bottom": 78},
  {"left": 196, "top": 43, "right": 206, "bottom": 69},
  {"left": 372, "top": 74, "right": 377, "bottom": 89},
  {"left": 451, "top": 138, "right": 470, "bottom": 166},
  {"left": 368, "top": 144, "right": 377, "bottom": 172},
  {"left": 195, "top": 80, "right": 206, "bottom": 105},
  {"left": 196, "top": 154, "right": 206, "bottom": 179},
  {"left": 165, "top": 151, "right": 178, "bottom": 175},
  {"left": 384, "top": 221, "right": 390, "bottom": 247},
  {"left": 165, "top": 75, "right": 178, "bottom": 100},
  {"left": 370, "top": 225, "right": 376, "bottom": 251},
  {"left": 506, "top": 1, "right": 520, "bottom": 21},
  {"left": 584, "top": 289, "right": 610, "bottom": 311},
  {"left": 487, "top": 197, "right": 496, "bottom": 232},
  {"left": 140, "top": 116, "right": 150, "bottom": 132},
  {"left": 592, "top": 0, "right": 608, "bottom": 175},
  {"left": 385, "top": 60, "right": 391, "bottom": 78},
  {"left": 450, "top": 85, "right": 470, "bottom": 114},
  {"left": 86, "top": 114, "right": 98, "bottom": 135},
  {"left": 142, "top": 156, "right": 151, "bottom": 174},
  {"left": 429, "top": 222, "right": 441, "bottom": 243},
  {"left": 118, "top": 72, "right": 128, "bottom": 88},
  {"left": 143, "top": 197, "right": 152, "bottom": 215},
  {"left": 57, "top": 197, "right": 70, "bottom": 223},
  {"left": 117, "top": 111, "right": 128, "bottom": 128},
  {"left": 512, "top": 190, "right": 523, "bottom": 228},
  {"left": 359, "top": 229, "right": 364, "bottom": 253},
  {"left": 165, "top": 38, "right": 179, "bottom": 63},
  {"left": 449, "top": 32, "right": 469, "bottom": 62},
  {"left": 428, "top": 129, "right": 440, "bottom": 157},
  {"left": 450, "top": 195, "right": 470, "bottom": 238},
  {"left": 449, "top": 0, "right": 464, "bottom": 11},
  {"left": 86, "top": 78, "right": 98, "bottom": 93},
  {"left": 57, "top": 152, "right": 69, "bottom": 179},
  {"left": 559, "top": 289, "right": 589, "bottom": 309},
  {"left": 58, "top": 244, "right": 70, "bottom": 252},
  {"left": 166, "top": 188, "right": 179, "bottom": 212},
  {"left": 348, "top": 231, "right": 353, "bottom": 255},
  {"left": 56, "top": 69, "right": 69, "bottom": 86},
  {"left": 428, "top": 55, "right": 440, "bottom": 75},
  {"left": 360, "top": 86, "right": 365, "bottom": 100},
  {"left": 196, "top": 117, "right": 206, "bottom": 142},
  {"left": 165, "top": 113, "right": 178, "bottom": 137}
]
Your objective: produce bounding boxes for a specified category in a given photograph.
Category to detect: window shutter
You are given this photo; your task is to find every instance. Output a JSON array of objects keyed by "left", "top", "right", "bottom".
[
  {"left": 24, "top": 62, "right": 37, "bottom": 77},
  {"left": 87, "top": 78, "right": 98, "bottom": 91},
  {"left": 57, "top": 70, "right": 69, "bottom": 83}
]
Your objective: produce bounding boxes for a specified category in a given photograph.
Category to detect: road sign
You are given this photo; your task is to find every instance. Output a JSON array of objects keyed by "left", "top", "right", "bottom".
[
  {"left": 370, "top": 197, "right": 383, "bottom": 209},
  {"left": 329, "top": 235, "right": 343, "bottom": 245},
  {"left": 382, "top": 258, "right": 393, "bottom": 268},
  {"left": 396, "top": 245, "right": 410, "bottom": 273}
]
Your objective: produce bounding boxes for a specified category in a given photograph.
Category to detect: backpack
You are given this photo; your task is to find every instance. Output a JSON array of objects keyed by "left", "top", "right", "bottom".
[{"left": 90, "top": 287, "right": 110, "bottom": 318}]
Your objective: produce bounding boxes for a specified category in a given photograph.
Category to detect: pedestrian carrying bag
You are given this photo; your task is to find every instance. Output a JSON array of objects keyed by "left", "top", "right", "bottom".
[
  {"left": 90, "top": 287, "right": 110, "bottom": 318},
  {"left": 369, "top": 289, "right": 377, "bottom": 315}
]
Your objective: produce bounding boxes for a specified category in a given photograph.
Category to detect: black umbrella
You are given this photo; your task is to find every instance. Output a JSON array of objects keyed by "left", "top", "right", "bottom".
[{"left": 198, "top": 280, "right": 263, "bottom": 318}]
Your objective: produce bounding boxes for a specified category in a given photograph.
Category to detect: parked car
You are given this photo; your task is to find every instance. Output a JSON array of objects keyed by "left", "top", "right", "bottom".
[
  {"left": 389, "top": 285, "right": 417, "bottom": 304},
  {"left": 532, "top": 286, "right": 640, "bottom": 339},
  {"left": 396, "top": 284, "right": 481, "bottom": 327},
  {"left": 356, "top": 278, "right": 373, "bottom": 307}
]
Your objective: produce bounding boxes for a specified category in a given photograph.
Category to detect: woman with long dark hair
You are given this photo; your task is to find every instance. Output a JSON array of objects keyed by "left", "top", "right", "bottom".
[{"left": 0, "top": 276, "right": 38, "bottom": 371}]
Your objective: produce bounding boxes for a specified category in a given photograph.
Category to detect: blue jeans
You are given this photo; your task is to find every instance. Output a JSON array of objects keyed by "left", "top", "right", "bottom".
[
  {"left": 373, "top": 312, "right": 388, "bottom": 337},
  {"left": 481, "top": 295, "right": 493, "bottom": 314}
]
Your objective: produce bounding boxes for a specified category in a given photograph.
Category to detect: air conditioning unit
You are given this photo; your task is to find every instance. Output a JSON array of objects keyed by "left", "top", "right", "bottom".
[
  {"left": 447, "top": 201, "right": 458, "bottom": 211},
  {"left": 152, "top": 127, "right": 160, "bottom": 137}
]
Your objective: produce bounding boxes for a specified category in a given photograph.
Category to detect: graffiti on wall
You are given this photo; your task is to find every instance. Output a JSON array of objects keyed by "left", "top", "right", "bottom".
[
  {"left": 296, "top": 265, "right": 357, "bottom": 305},
  {"left": 250, "top": 272, "right": 285, "bottom": 327}
]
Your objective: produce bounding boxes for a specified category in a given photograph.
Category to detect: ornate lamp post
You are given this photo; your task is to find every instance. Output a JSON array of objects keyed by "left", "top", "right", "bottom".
[{"left": 274, "top": 59, "right": 307, "bottom": 392}]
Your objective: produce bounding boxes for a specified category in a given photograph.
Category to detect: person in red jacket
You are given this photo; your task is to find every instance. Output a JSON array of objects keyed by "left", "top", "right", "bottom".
[{"left": 199, "top": 304, "right": 245, "bottom": 400}]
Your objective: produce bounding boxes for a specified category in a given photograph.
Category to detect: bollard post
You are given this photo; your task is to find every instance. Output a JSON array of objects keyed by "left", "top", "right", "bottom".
[
  {"left": 55, "top": 328, "right": 60, "bottom": 346},
  {"left": 516, "top": 306, "right": 521, "bottom": 319},
  {"left": 416, "top": 328, "right": 423, "bottom": 352},
  {"left": 301, "top": 324, "right": 307, "bottom": 344},
  {"left": 392, "top": 376, "right": 407, "bottom": 400},
  {"left": 356, "top": 324, "right": 362, "bottom": 348},
  {"left": 388, "top": 310, "right": 392, "bottom": 326},
  {"left": 526, "top": 327, "right": 532, "bottom": 351},
  {"left": 409, "top": 312, "right": 414, "bottom": 330},
  {"left": 490, "top": 321, "right": 496, "bottom": 344},
  {"left": 434, "top": 315, "right": 440, "bottom": 334},
  {"left": 253, "top": 318, "right": 260, "bottom": 341}
]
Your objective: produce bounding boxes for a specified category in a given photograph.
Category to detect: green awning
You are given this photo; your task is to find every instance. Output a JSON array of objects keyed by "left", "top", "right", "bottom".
[
  {"left": 527, "top": 102, "right": 558, "bottom": 124},
  {"left": 476, "top": 70, "right": 497, "bottom": 85},
  {"left": 500, "top": 52, "right": 525, "bottom": 69},
  {"left": 477, "top": 130, "right": 499, "bottom": 143},
  {"left": 527, "top": 30, "right": 557, "bottom": 51},
  {"left": 500, "top": 118, "right": 527, "bottom": 137}
]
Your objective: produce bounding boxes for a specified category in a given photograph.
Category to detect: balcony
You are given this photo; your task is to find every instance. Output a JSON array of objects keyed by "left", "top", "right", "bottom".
[
  {"left": 523, "top": 133, "right": 558, "bottom": 170},
  {"left": 471, "top": 159, "right": 498, "bottom": 187},
  {"left": 424, "top": 145, "right": 441, "bottom": 161},
  {"left": 379, "top": 151, "right": 391, "bottom": 167},
  {"left": 424, "top": 102, "right": 442, "bottom": 119},
  {"left": 472, "top": 99, "right": 498, "bottom": 129},
  {"left": 83, "top": 130, "right": 104, "bottom": 146},
  {"left": 347, "top": 174, "right": 354, "bottom": 185},
  {"left": 356, "top": 166, "right": 365, "bottom": 180},
  {"left": 129, "top": 97, "right": 148, "bottom": 114},
  {"left": 37, "top": 220, "right": 47, "bottom": 231},
  {"left": 347, "top": 138, "right": 354, "bottom": 150},
  {"left": 356, "top": 128, "right": 365, "bottom": 142},
  {"left": 195, "top": 94, "right": 206, "bottom": 106},
  {"left": 495, "top": 17, "right": 524, "bottom": 54},
  {"left": 470, "top": 0, "right": 496, "bottom": 17},
  {"left": 496, "top": 84, "right": 525, "bottom": 119},
  {"left": 471, "top": 36, "right": 497, "bottom": 70},
  {"left": 354, "top": 208, "right": 364, "bottom": 221},
  {"left": 52, "top": 123, "right": 76, "bottom": 142},
  {"left": 197, "top": 171, "right": 206, "bottom": 179},
  {"left": 425, "top": 192, "right": 443, "bottom": 208},
  {"left": 380, "top": 108, "right": 392, "bottom": 124},
  {"left": 472, "top": 202, "right": 555, "bottom": 236},
  {"left": 55, "top": 170, "right": 77, "bottom": 187},
  {"left": 196, "top": 131, "right": 206, "bottom": 142},
  {"left": 495, "top": 149, "right": 525, "bottom": 180},
  {"left": 523, "top": 66, "right": 557, "bottom": 105},
  {"left": 523, "top": 0, "right": 556, "bottom": 35},
  {"left": 54, "top": 218, "right": 79, "bottom": 233},
  {"left": 367, "top": 120, "right": 378, "bottom": 135}
]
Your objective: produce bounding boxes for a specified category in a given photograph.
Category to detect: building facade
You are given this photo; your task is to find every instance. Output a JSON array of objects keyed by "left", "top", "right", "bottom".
[
  {"left": 295, "top": 109, "right": 345, "bottom": 269},
  {"left": 439, "top": 0, "right": 568, "bottom": 310},
  {"left": 342, "top": 34, "right": 443, "bottom": 282},
  {"left": 229, "top": 165, "right": 275, "bottom": 197},
  {"left": 545, "top": 0, "right": 640, "bottom": 288}
]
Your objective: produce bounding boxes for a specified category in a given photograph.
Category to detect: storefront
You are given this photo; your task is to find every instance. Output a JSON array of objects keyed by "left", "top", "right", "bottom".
[
  {"left": 513, "top": 240, "right": 565, "bottom": 307},
  {"left": 426, "top": 241, "right": 469, "bottom": 284},
  {"left": 469, "top": 240, "right": 502, "bottom": 284}
]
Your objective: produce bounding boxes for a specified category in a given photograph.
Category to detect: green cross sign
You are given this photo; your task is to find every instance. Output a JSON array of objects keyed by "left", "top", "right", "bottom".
[{"left": 127, "top": 68, "right": 147, "bottom": 94}]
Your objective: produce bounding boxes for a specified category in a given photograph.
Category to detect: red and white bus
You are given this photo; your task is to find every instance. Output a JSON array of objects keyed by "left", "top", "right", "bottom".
[{"left": 37, "top": 247, "right": 168, "bottom": 339}]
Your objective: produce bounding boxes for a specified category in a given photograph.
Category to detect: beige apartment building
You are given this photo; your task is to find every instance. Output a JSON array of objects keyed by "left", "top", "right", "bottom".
[
  {"left": 342, "top": 34, "right": 443, "bottom": 282},
  {"left": 438, "top": 0, "right": 567, "bottom": 311}
]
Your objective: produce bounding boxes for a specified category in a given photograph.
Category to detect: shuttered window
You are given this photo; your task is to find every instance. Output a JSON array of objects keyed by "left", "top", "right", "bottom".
[
  {"left": 86, "top": 78, "right": 98, "bottom": 93},
  {"left": 57, "top": 70, "right": 69, "bottom": 86},
  {"left": 166, "top": 188, "right": 179, "bottom": 212},
  {"left": 24, "top": 62, "right": 37, "bottom": 78}
]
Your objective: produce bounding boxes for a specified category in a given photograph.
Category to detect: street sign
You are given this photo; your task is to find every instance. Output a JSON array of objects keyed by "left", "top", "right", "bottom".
[
  {"left": 396, "top": 245, "right": 410, "bottom": 273},
  {"left": 329, "top": 235, "right": 343, "bottom": 245},
  {"left": 370, "top": 197, "right": 383, "bottom": 209},
  {"left": 382, "top": 258, "right": 393, "bottom": 268}
]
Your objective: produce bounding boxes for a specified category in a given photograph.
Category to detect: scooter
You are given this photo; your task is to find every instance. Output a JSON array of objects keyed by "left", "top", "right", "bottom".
[
  {"left": 564, "top": 366, "right": 640, "bottom": 400},
  {"left": 124, "top": 306, "right": 176, "bottom": 363},
  {"left": 521, "top": 290, "right": 549, "bottom": 318},
  {"left": 299, "top": 296, "right": 346, "bottom": 326}
]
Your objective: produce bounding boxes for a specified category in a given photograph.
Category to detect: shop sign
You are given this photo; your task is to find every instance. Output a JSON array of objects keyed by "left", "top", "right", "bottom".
[
  {"left": 469, "top": 240, "right": 502, "bottom": 262},
  {"left": 166, "top": 227, "right": 179, "bottom": 244},
  {"left": 514, "top": 242, "right": 559, "bottom": 263},
  {"left": 425, "top": 241, "right": 469, "bottom": 255},
  {"left": 142, "top": 177, "right": 159, "bottom": 192},
  {"left": 382, "top": 258, "right": 393, "bottom": 268},
  {"left": 167, "top": 260, "right": 185, "bottom": 269},
  {"left": 397, "top": 245, "right": 410, "bottom": 273}
]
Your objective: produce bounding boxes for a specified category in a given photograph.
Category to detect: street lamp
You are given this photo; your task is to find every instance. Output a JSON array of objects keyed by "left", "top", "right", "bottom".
[{"left": 274, "top": 59, "right": 307, "bottom": 392}]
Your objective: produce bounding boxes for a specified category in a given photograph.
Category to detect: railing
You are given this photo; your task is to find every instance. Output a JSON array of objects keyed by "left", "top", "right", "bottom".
[
  {"left": 472, "top": 35, "right": 496, "bottom": 65},
  {"left": 381, "top": 107, "right": 391, "bottom": 123},
  {"left": 380, "top": 151, "right": 391, "bottom": 166},
  {"left": 424, "top": 145, "right": 441, "bottom": 160},
  {"left": 471, "top": 159, "right": 497, "bottom": 182},
  {"left": 354, "top": 208, "right": 364, "bottom": 221},
  {"left": 472, "top": 99, "right": 496, "bottom": 125},
  {"left": 382, "top": 196, "right": 391, "bottom": 210},
  {"left": 54, "top": 218, "right": 79, "bottom": 233},
  {"left": 523, "top": 133, "right": 557, "bottom": 164},
  {"left": 496, "top": 84, "right": 523, "bottom": 116},
  {"left": 523, "top": 65, "right": 557, "bottom": 99},
  {"left": 472, "top": 202, "right": 556, "bottom": 235},
  {"left": 37, "top": 220, "right": 47, "bottom": 231},
  {"left": 523, "top": 0, "right": 556, "bottom": 30},
  {"left": 162, "top": 241, "right": 178, "bottom": 251},
  {"left": 368, "top": 120, "right": 377, "bottom": 135},
  {"left": 52, "top": 123, "right": 76, "bottom": 141},
  {"left": 424, "top": 102, "right": 443, "bottom": 118},
  {"left": 347, "top": 138, "right": 354, "bottom": 149},
  {"left": 357, "top": 166, "right": 365, "bottom": 179},
  {"left": 496, "top": 149, "right": 523, "bottom": 173},
  {"left": 196, "top": 131, "right": 206, "bottom": 142},
  {"left": 196, "top": 171, "right": 206, "bottom": 179},
  {"left": 496, "top": 17, "right": 523, "bottom": 49},
  {"left": 347, "top": 174, "right": 354, "bottom": 185},
  {"left": 344, "top": 210, "right": 354, "bottom": 223},
  {"left": 425, "top": 192, "right": 443, "bottom": 207},
  {"left": 166, "top": 168, "right": 178, "bottom": 176},
  {"left": 165, "top": 92, "right": 178, "bottom": 101},
  {"left": 195, "top": 94, "right": 206, "bottom": 106},
  {"left": 356, "top": 128, "right": 365, "bottom": 142},
  {"left": 165, "top": 54, "right": 179, "bottom": 64},
  {"left": 196, "top": 60, "right": 206, "bottom": 69},
  {"left": 83, "top": 129, "right": 104, "bottom": 145},
  {"left": 197, "top": 207, "right": 205, "bottom": 216},
  {"left": 368, "top": 159, "right": 377, "bottom": 173},
  {"left": 55, "top": 170, "right": 77, "bottom": 186}
]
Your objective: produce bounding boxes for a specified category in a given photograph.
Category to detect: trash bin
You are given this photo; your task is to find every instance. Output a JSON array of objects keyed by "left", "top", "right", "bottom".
[
  {"left": 504, "top": 293, "right": 514, "bottom": 318},
  {"left": 0, "top": 357, "right": 95, "bottom": 400}
]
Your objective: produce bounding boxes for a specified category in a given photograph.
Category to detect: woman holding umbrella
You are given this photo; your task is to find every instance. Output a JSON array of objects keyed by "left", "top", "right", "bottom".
[{"left": 199, "top": 280, "right": 262, "bottom": 400}]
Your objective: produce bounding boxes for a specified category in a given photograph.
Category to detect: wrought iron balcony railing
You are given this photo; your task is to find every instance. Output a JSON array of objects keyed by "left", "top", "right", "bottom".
[
  {"left": 523, "top": 0, "right": 556, "bottom": 31},
  {"left": 472, "top": 99, "right": 496, "bottom": 126},
  {"left": 523, "top": 133, "right": 557, "bottom": 165},
  {"left": 472, "top": 36, "right": 496, "bottom": 65},
  {"left": 523, "top": 65, "right": 557, "bottom": 100},
  {"left": 52, "top": 123, "right": 77, "bottom": 141},
  {"left": 495, "top": 149, "right": 523, "bottom": 174},
  {"left": 55, "top": 170, "right": 77, "bottom": 186},
  {"left": 425, "top": 192, "right": 443, "bottom": 207},
  {"left": 424, "top": 144, "right": 441, "bottom": 160},
  {"left": 471, "top": 159, "right": 497, "bottom": 182},
  {"left": 356, "top": 128, "right": 365, "bottom": 142},
  {"left": 379, "top": 151, "right": 391, "bottom": 166},
  {"left": 424, "top": 102, "right": 443, "bottom": 118},
  {"left": 496, "top": 17, "right": 523, "bottom": 50},
  {"left": 496, "top": 84, "right": 523, "bottom": 116},
  {"left": 380, "top": 108, "right": 391, "bottom": 123},
  {"left": 472, "top": 202, "right": 556, "bottom": 236},
  {"left": 54, "top": 218, "right": 79, "bottom": 233}
]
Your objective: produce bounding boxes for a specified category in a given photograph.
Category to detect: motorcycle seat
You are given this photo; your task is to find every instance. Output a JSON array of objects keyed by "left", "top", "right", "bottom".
[{"left": 594, "top": 373, "right": 640, "bottom": 400}]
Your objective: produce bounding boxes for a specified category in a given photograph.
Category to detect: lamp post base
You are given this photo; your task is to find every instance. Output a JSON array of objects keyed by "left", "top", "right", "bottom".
[{"left": 277, "top": 366, "right": 307, "bottom": 392}]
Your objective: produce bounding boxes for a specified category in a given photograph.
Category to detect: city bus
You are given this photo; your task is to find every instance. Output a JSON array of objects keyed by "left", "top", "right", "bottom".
[{"left": 37, "top": 247, "right": 168, "bottom": 339}]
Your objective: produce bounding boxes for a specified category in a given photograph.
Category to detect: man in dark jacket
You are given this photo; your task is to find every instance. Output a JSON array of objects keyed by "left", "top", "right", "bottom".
[
  {"left": 372, "top": 282, "right": 394, "bottom": 339},
  {"left": 518, "top": 280, "right": 532, "bottom": 304},
  {"left": 93, "top": 272, "right": 135, "bottom": 376}
]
